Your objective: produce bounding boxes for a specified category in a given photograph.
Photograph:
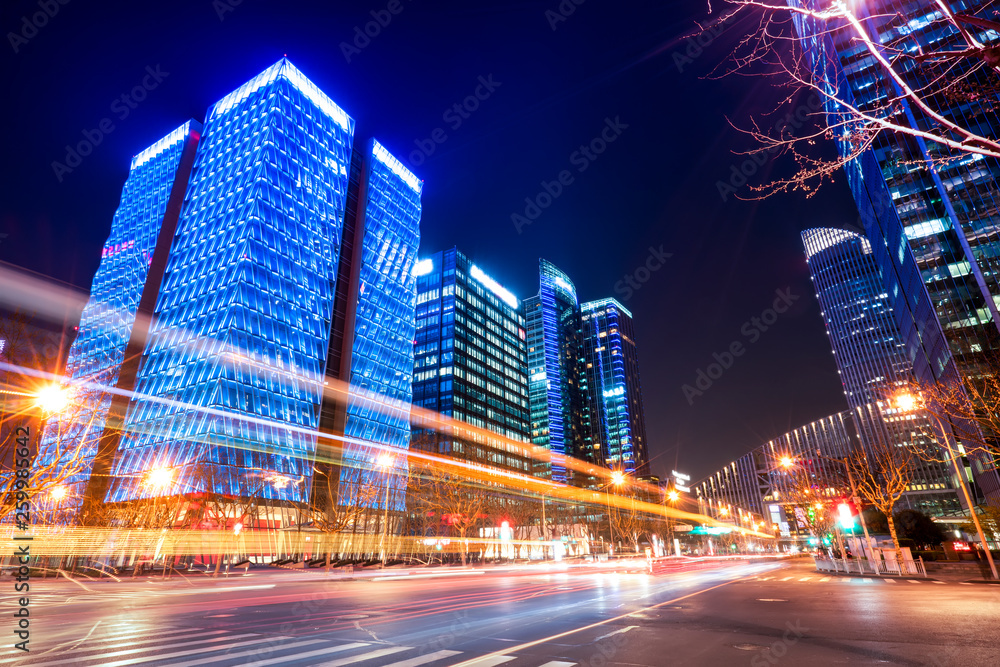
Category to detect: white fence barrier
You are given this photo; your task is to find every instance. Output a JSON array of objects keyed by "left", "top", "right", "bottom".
[{"left": 814, "top": 555, "right": 926, "bottom": 577}]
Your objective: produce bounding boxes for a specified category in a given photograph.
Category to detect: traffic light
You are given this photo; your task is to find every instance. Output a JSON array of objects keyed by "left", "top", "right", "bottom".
[{"left": 837, "top": 501, "right": 857, "bottom": 530}]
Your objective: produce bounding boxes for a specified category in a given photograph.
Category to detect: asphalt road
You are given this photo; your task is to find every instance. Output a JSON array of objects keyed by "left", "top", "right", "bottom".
[{"left": 2, "top": 559, "right": 999, "bottom": 666}]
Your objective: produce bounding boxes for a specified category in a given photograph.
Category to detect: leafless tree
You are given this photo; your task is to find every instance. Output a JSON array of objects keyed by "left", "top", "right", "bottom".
[
  {"left": 848, "top": 440, "right": 916, "bottom": 561},
  {"left": 408, "top": 462, "right": 489, "bottom": 566},
  {"left": 700, "top": 0, "right": 1000, "bottom": 198}
]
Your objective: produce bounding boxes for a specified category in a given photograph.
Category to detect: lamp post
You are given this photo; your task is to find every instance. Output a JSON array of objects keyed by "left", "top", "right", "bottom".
[
  {"left": 606, "top": 470, "right": 627, "bottom": 555},
  {"left": 893, "top": 391, "right": 998, "bottom": 579},
  {"left": 665, "top": 486, "right": 680, "bottom": 556},
  {"left": 375, "top": 454, "right": 394, "bottom": 567}
]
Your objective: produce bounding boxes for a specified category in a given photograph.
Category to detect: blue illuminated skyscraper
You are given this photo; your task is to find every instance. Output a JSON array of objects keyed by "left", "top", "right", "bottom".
[
  {"left": 525, "top": 260, "right": 591, "bottom": 482},
  {"left": 580, "top": 298, "right": 649, "bottom": 476},
  {"left": 790, "top": 0, "right": 1000, "bottom": 502},
  {"left": 101, "top": 60, "right": 420, "bottom": 509},
  {"left": 38, "top": 121, "right": 201, "bottom": 510},
  {"left": 410, "top": 248, "right": 531, "bottom": 474}
]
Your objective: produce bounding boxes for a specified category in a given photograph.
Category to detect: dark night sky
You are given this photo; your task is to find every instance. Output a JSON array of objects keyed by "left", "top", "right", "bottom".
[{"left": 0, "top": 0, "right": 861, "bottom": 482}]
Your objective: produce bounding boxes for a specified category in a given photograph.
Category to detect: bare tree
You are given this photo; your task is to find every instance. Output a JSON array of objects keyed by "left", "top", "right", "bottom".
[
  {"left": 848, "top": 441, "right": 916, "bottom": 561},
  {"left": 408, "top": 463, "right": 490, "bottom": 566},
  {"left": 701, "top": 0, "right": 1000, "bottom": 198},
  {"left": 309, "top": 464, "right": 380, "bottom": 569}
]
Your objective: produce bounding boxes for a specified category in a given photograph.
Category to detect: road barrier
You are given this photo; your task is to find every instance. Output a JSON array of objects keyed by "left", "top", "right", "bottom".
[
  {"left": 650, "top": 554, "right": 790, "bottom": 576},
  {"left": 814, "top": 555, "right": 926, "bottom": 577}
]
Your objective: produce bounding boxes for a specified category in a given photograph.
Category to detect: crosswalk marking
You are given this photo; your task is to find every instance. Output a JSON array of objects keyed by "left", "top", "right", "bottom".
[
  {"left": 162, "top": 638, "right": 331, "bottom": 667},
  {"left": 458, "top": 656, "right": 517, "bottom": 667},
  {"left": 537, "top": 662, "right": 578, "bottom": 667},
  {"left": 381, "top": 651, "right": 463, "bottom": 667},
  {"left": 239, "top": 642, "right": 373, "bottom": 667},
  {"left": 932, "top": 580, "right": 946, "bottom": 584},
  {"left": 862, "top": 578, "right": 873, "bottom": 583},
  {"left": 819, "top": 577, "right": 830, "bottom": 582},
  {"left": 907, "top": 580, "right": 922, "bottom": 584},
  {"left": 799, "top": 577, "right": 812, "bottom": 582},
  {"left": 780, "top": 577, "right": 793, "bottom": 581},
  {"left": 884, "top": 578, "right": 896, "bottom": 583},
  {"left": 316, "top": 646, "right": 411, "bottom": 666},
  {"left": 7, "top": 632, "right": 260, "bottom": 667}
]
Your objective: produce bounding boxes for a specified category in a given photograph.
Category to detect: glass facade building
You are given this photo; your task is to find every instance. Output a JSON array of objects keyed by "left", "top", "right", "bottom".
[
  {"left": 38, "top": 121, "right": 201, "bottom": 508},
  {"left": 802, "top": 228, "right": 961, "bottom": 515},
  {"left": 790, "top": 0, "right": 1000, "bottom": 501},
  {"left": 410, "top": 248, "right": 531, "bottom": 474},
  {"left": 525, "top": 260, "right": 590, "bottom": 482},
  {"left": 95, "top": 59, "right": 421, "bottom": 509},
  {"left": 580, "top": 298, "right": 649, "bottom": 476}
]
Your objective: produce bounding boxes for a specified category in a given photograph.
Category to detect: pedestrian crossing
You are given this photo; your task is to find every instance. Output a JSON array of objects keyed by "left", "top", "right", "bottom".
[
  {"left": 747, "top": 574, "right": 949, "bottom": 585},
  {"left": 0, "top": 623, "right": 589, "bottom": 667}
]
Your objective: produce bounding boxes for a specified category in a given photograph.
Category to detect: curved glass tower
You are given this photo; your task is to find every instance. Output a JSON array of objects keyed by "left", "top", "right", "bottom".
[{"left": 803, "top": 228, "right": 961, "bottom": 515}]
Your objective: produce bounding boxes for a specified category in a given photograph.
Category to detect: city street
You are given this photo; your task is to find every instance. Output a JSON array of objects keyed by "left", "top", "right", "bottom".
[{"left": 3, "top": 559, "right": 998, "bottom": 666}]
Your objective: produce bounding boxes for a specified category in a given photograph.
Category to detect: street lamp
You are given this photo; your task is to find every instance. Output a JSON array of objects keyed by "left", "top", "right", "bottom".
[
  {"left": 375, "top": 453, "right": 395, "bottom": 567},
  {"left": 34, "top": 383, "right": 71, "bottom": 414},
  {"left": 779, "top": 456, "right": 795, "bottom": 469},
  {"left": 893, "top": 390, "right": 998, "bottom": 579}
]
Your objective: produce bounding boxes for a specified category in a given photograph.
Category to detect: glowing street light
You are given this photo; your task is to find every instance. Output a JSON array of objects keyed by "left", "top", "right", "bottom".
[
  {"left": 667, "top": 489, "right": 680, "bottom": 502},
  {"left": 610, "top": 470, "right": 627, "bottom": 486},
  {"left": 34, "top": 383, "right": 71, "bottom": 414},
  {"left": 50, "top": 485, "right": 68, "bottom": 501},
  {"left": 894, "top": 391, "right": 917, "bottom": 412},
  {"left": 144, "top": 467, "right": 174, "bottom": 491},
  {"left": 719, "top": 507, "right": 729, "bottom": 517},
  {"left": 779, "top": 456, "right": 795, "bottom": 469}
]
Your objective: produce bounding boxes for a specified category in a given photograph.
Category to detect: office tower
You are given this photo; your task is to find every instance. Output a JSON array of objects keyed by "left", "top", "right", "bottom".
[
  {"left": 409, "top": 248, "right": 531, "bottom": 474},
  {"left": 525, "top": 260, "right": 590, "bottom": 482},
  {"left": 103, "top": 59, "right": 420, "bottom": 507},
  {"left": 791, "top": 0, "right": 1000, "bottom": 501},
  {"left": 318, "top": 140, "right": 422, "bottom": 512},
  {"left": 580, "top": 298, "right": 649, "bottom": 476},
  {"left": 37, "top": 121, "right": 201, "bottom": 507},
  {"left": 802, "top": 228, "right": 961, "bottom": 515}
]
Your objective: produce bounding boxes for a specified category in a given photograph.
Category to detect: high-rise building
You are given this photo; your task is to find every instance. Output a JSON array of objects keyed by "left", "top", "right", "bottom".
[
  {"left": 61, "top": 59, "right": 424, "bottom": 512},
  {"left": 580, "top": 298, "right": 649, "bottom": 476},
  {"left": 525, "top": 260, "right": 590, "bottom": 482},
  {"left": 409, "top": 248, "right": 531, "bottom": 474},
  {"left": 802, "top": 228, "right": 962, "bottom": 515},
  {"left": 790, "top": 0, "right": 1000, "bottom": 502},
  {"left": 37, "top": 121, "right": 201, "bottom": 508}
]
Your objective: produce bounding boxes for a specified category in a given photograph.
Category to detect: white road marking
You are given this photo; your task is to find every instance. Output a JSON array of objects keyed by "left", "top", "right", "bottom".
[
  {"left": 537, "top": 662, "right": 578, "bottom": 667},
  {"left": 931, "top": 581, "right": 946, "bottom": 584},
  {"left": 883, "top": 578, "right": 896, "bottom": 583},
  {"left": 456, "top": 657, "right": 517, "bottom": 667},
  {"left": 243, "top": 642, "right": 379, "bottom": 667},
  {"left": 5, "top": 633, "right": 261, "bottom": 667},
  {"left": 315, "top": 646, "right": 411, "bottom": 666},
  {"left": 799, "top": 577, "right": 812, "bottom": 582},
  {"left": 381, "top": 651, "right": 463, "bottom": 667},
  {"left": 907, "top": 580, "right": 922, "bottom": 584},
  {"left": 819, "top": 577, "right": 830, "bottom": 582},
  {"left": 160, "top": 639, "right": 334, "bottom": 667},
  {"left": 780, "top": 577, "right": 793, "bottom": 581},
  {"left": 862, "top": 578, "right": 873, "bottom": 583},
  {"left": 594, "top": 626, "right": 638, "bottom": 641}
]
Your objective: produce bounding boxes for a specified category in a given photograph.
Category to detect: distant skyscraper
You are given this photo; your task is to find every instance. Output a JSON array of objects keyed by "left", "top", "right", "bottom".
[
  {"left": 802, "top": 228, "right": 961, "bottom": 515},
  {"left": 580, "top": 298, "right": 649, "bottom": 476},
  {"left": 97, "top": 59, "right": 420, "bottom": 508},
  {"left": 410, "top": 248, "right": 531, "bottom": 474},
  {"left": 38, "top": 121, "right": 201, "bottom": 508},
  {"left": 525, "top": 260, "right": 590, "bottom": 482},
  {"left": 791, "top": 0, "right": 1000, "bottom": 502}
]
